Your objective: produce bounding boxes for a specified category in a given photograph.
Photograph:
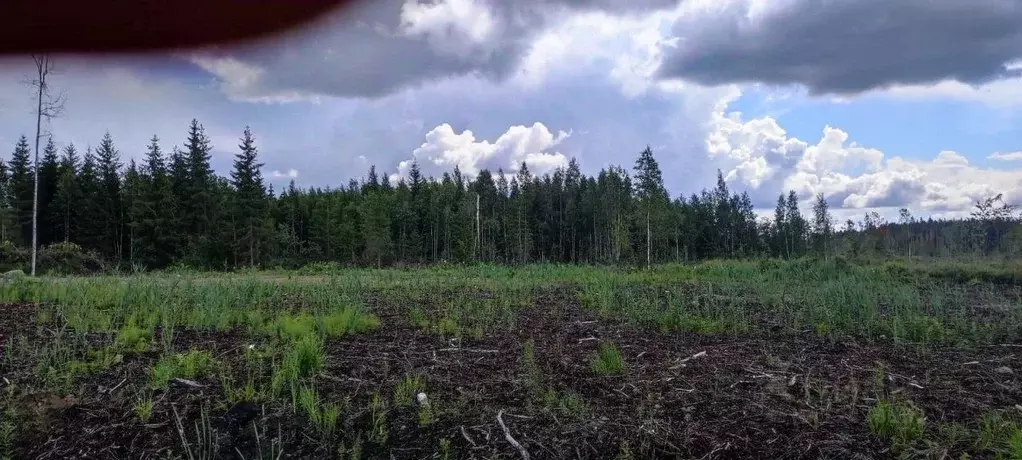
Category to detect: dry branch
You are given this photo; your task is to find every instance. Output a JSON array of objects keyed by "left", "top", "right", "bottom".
[{"left": 497, "top": 410, "right": 530, "bottom": 460}]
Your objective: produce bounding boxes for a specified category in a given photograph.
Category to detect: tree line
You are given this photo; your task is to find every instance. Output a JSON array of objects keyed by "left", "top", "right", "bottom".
[{"left": 1, "top": 119, "right": 1019, "bottom": 272}]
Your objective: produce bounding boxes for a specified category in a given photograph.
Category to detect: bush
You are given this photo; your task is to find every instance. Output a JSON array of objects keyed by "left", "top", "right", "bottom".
[
  {"left": 38, "top": 242, "right": 104, "bottom": 275},
  {"left": 0, "top": 241, "right": 28, "bottom": 272}
]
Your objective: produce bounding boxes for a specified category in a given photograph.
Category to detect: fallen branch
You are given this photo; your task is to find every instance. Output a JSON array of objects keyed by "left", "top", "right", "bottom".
[
  {"left": 682, "top": 351, "right": 707, "bottom": 363},
  {"left": 669, "top": 351, "right": 707, "bottom": 369},
  {"left": 460, "top": 425, "right": 477, "bottom": 447},
  {"left": 497, "top": 410, "right": 530, "bottom": 460},
  {"left": 437, "top": 348, "right": 500, "bottom": 353},
  {"left": 577, "top": 337, "right": 599, "bottom": 344},
  {"left": 170, "top": 378, "right": 205, "bottom": 388},
  {"left": 107, "top": 378, "right": 127, "bottom": 394}
]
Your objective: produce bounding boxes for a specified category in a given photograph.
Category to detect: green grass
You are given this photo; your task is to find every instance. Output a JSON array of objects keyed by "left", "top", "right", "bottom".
[
  {"left": 150, "top": 350, "right": 216, "bottom": 388},
  {"left": 2, "top": 258, "right": 1018, "bottom": 349},
  {"left": 591, "top": 341, "right": 626, "bottom": 376},
  {"left": 868, "top": 399, "right": 926, "bottom": 450}
]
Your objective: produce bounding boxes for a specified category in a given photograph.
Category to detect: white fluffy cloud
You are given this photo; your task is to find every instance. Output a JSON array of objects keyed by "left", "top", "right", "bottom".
[
  {"left": 392, "top": 122, "right": 570, "bottom": 181},
  {"left": 271, "top": 169, "right": 300, "bottom": 179},
  {"left": 708, "top": 104, "right": 1022, "bottom": 213},
  {"left": 988, "top": 151, "right": 1022, "bottom": 161}
]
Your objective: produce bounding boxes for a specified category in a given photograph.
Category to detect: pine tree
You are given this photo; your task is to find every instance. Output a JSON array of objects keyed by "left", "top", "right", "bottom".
[
  {"left": 230, "top": 127, "right": 267, "bottom": 267},
  {"left": 94, "top": 132, "right": 123, "bottom": 261},
  {"left": 50, "top": 143, "right": 80, "bottom": 244},
  {"left": 8, "top": 136, "right": 33, "bottom": 246}
]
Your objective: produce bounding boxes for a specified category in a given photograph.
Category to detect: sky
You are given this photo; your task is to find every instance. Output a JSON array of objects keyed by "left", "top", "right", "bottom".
[{"left": 2, "top": 0, "right": 1022, "bottom": 223}]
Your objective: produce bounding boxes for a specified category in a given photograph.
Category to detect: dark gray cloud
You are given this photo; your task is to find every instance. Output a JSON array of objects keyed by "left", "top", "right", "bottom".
[
  {"left": 190, "top": 0, "right": 683, "bottom": 100},
  {"left": 657, "top": 0, "right": 1022, "bottom": 95}
]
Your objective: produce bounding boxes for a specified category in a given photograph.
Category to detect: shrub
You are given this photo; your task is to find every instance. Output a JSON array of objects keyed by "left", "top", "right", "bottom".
[{"left": 38, "top": 242, "right": 104, "bottom": 275}]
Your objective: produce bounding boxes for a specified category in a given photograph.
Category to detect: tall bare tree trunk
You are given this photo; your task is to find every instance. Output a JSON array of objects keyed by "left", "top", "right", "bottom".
[
  {"left": 31, "top": 69, "right": 42, "bottom": 276},
  {"left": 475, "top": 193, "right": 481, "bottom": 261}
]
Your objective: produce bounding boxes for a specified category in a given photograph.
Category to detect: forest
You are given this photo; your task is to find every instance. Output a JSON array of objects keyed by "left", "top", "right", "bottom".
[{"left": 1, "top": 118, "right": 1020, "bottom": 273}]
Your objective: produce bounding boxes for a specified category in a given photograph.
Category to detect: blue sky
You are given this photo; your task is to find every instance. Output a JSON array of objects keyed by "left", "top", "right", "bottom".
[{"left": 2, "top": 0, "right": 1022, "bottom": 222}]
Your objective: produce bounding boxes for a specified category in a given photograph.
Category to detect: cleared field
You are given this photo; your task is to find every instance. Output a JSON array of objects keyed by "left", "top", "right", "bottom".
[{"left": 1, "top": 260, "right": 1021, "bottom": 459}]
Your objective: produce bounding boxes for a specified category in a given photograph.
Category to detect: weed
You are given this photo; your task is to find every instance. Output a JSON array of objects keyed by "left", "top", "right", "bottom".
[
  {"left": 115, "top": 324, "right": 153, "bottom": 353},
  {"left": 134, "top": 394, "right": 155, "bottom": 422},
  {"left": 435, "top": 317, "right": 460, "bottom": 337},
  {"left": 591, "top": 341, "right": 626, "bottom": 376},
  {"left": 408, "top": 308, "right": 429, "bottom": 328},
  {"left": 172, "top": 404, "right": 219, "bottom": 460},
  {"left": 439, "top": 438, "right": 452, "bottom": 460},
  {"left": 368, "top": 393, "right": 388, "bottom": 444},
  {"left": 978, "top": 410, "right": 1022, "bottom": 456},
  {"left": 273, "top": 314, "right": 316, "bottom": 340},
  {"left": 0, "top": 407, "right": 16, "bottom": 460},
  {"left": 272, "top": 335, "right": 325, "bottom": 397},
  {"left": 868, "top": 399, "right": 926, "bottom": 450},
  {"left": 936, "top": 421, "right": 972, "bottom": 450},
  {"left": 558, "top": 391, "right": 590, "bottom": 419},
  {"left": 151, "top": 358, "right": 178, "bottom": 388},
  {"left": 318, "top": 308, "right": 380, "bottom": 338},
  {"left": 417, "top": 398, "right": 436, "bottom": 427},
  {"left": 176, "top": 350, "right": 214, "bottom": 378},
  {"left": 394, "top": 375, "right": 425, "bottom": 408},
  {"left": 150, "top": 350, "right": 215, "bottom": 388},
  {"left": 522, "top": 340, "right": 543, "bottom": 398}
]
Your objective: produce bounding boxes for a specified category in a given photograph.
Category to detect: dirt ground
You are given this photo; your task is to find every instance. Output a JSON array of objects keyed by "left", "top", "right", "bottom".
[{"left": 2, "top": 288, "right": 1021, "bottom": 459}]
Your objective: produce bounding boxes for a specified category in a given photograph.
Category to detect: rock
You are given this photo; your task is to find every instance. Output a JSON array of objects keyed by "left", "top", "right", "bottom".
[
  {"left": 2, "top": 270, "right": 25, "bottom": 280},
  {"left": 996, "top": 366, "right": 1013, "bottom": 375},
  {"left": 416, "top": 392, "right": 429, "bottom": 408}
]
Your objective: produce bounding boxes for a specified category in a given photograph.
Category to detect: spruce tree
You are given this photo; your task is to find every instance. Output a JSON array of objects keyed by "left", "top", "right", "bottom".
[
  {"left": 50, "top": 143, "right": 80, "bottom": 244},
  {"left": 38, "top": 138, "right": 59, "bottom": 245},
  {"left": 123, "top": 159, "right": 143, "bottom": 265},
  {"left": 184, "top": 119, "right": 214, "bottom": 239},
  {"left": 785, "top": 190, "right": 805, "bottom": 257},
  {"left": 229, "top": 127, "right": 267, "bottom": 267},
  {"left": 76, "top": 148, "right": 102, "bottom": 252},
  {"left": 773, "top": 194, "right": 787, "bottom": 257},
  {"left": 811, "top": 192, "right": 832, "bottom": 258},
  {"left": 0, "top": 155, "right": 10, "bottom": 243},
  {"left": 94, "top": 132, "right": 123, "bottom": 261},
  {"left": 8, "top": 136, "right": 33, "bottom": 246},
  {"left": 131, "top": 136, "right": 176, "bottom": 268}
]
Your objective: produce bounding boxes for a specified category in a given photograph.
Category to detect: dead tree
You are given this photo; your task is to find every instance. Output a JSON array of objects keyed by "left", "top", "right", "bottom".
[{"left": 29, "top": 54, "right": 65, "bottom": 276}]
